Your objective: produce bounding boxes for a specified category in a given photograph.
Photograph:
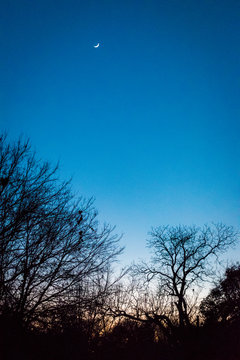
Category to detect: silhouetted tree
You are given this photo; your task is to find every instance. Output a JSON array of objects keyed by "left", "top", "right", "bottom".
[
  {"left": 0, "top": 134, "right": 123, "bottom": 329},
  {"left": 140, "top": 225, "right": 236, "bottom": 328},
  {"left": 200, "top": 264, "right": 240, "bottom": 324},
  {"left": 111, "top": 224, "right": 237, "bottom": 344},
  {"left": 49, "top": 266, "right": 125, "bottom": 342},
  {"left": 109, "top": 274, "right": 178, "bottom": 342}
]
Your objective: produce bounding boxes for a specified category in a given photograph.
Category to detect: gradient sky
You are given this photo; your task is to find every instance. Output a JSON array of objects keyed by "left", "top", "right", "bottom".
[{"left": 1, "top": 0, "right": 240, "bottom": 265}]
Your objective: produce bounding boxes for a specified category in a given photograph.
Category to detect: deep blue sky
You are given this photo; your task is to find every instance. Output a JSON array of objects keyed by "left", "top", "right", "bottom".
[{"left": 1, "top": 0, "right": 240, "bottom": 265}]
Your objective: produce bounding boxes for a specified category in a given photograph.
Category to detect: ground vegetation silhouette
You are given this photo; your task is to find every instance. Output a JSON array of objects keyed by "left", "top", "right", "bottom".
[{"left": 0, "top": 134, "right": 240, "bottom": 360}]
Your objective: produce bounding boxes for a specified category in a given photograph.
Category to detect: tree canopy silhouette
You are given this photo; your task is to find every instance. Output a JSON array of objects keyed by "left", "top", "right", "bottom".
[
  {"left": 200, "top": 264, "right": 240, "bottom": 324},
  {"left": 144, "top": 225, "right": 237, "bottom": 328},
  {"left": 111, "top": 224, "right": 237, "bottom": 342},
  {"left": 0, "top": 134, "right": 123, "bottom": 329}
]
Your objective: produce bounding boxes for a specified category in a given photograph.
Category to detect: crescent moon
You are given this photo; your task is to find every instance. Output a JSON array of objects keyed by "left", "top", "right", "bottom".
[{"left": 94, "top": 43, "right": 100, "bottom": 48}]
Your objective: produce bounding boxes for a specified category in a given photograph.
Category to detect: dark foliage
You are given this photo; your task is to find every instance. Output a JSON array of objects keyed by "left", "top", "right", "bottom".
[{"left": 200, "top": 264, "right": 240, "bottom": 324}]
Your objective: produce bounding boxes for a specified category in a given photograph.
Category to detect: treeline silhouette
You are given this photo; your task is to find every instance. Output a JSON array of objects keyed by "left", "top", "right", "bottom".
[{"left": 0, "top": 134, "right": 240, "bottom": 360}]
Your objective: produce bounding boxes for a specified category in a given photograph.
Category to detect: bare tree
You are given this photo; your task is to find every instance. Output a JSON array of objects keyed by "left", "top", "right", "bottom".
[
  {"left": 0, "top": 134, "right": 123, "bottom": 328},
  {"left": 140, "top": 225, "right": 237, "bottom": 328},
  {"left": 52, "top": 266, "right": 127, "bottom": 337},
  {"left": 110, "top": 224, "right": 237, "bottom": 342},
  {"left": 109, "top": 274, "right": 177, "bottom": 341}
]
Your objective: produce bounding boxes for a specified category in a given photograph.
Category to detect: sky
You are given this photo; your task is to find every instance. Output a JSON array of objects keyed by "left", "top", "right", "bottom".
[{"left": 1, "top": 0, "right": 240, "bottom": 266}]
